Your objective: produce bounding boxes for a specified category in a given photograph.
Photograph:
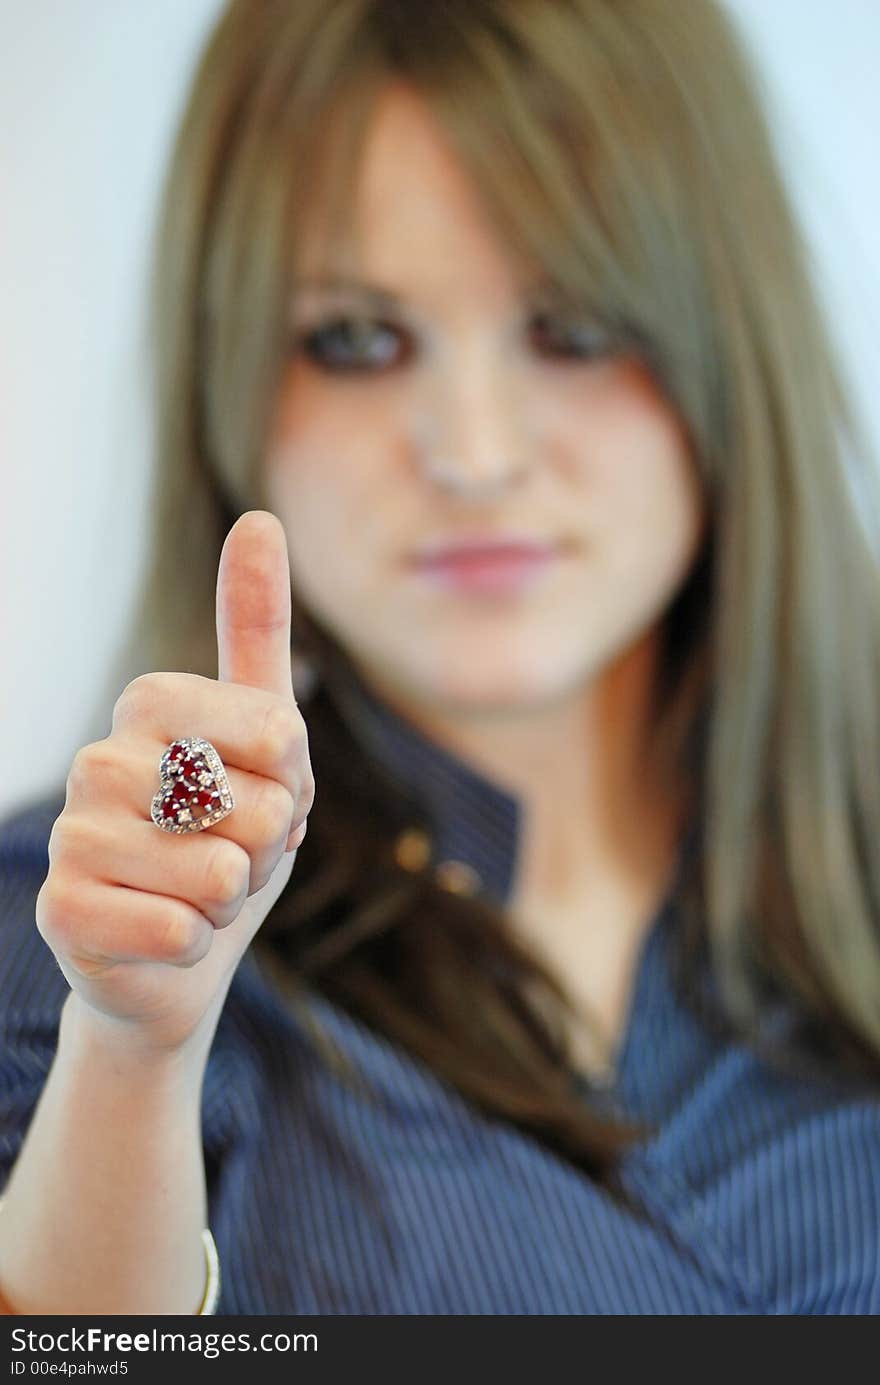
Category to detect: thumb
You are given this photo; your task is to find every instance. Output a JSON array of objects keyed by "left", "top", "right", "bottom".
[{"left": 216, "top": 510, "right": 295, "bottom": 700}]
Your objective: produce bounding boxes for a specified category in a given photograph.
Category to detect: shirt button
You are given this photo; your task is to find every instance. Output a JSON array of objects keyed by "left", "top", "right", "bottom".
[
  {"left": 393, "top": 827, "right": 432, "bottom": 872},
  {"left": 434, "top": 859, "right": 483, "bottom": 896}
]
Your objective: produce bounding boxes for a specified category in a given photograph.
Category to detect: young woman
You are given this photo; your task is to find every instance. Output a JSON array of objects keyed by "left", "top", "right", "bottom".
[{"left": 1, "top": 0, "right": 878, "bottom": 1315}]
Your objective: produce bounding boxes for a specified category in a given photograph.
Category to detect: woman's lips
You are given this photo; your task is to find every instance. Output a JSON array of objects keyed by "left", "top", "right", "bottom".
[{"left": 408, "top": 539, "right": 564, "bottom": 595}]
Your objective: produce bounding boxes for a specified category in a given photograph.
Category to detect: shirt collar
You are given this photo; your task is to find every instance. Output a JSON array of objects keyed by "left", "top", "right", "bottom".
[
  {"left": 333, "top": 670, "right": 704, "bottom": 916},
  {"left": 333, "top": 668, "right": 522, "bottom": 905}
]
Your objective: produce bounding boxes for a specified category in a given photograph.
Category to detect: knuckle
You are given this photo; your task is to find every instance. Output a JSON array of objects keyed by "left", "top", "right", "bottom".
[
  {"left": 203, "top": 839, "right": 250, "bottom": 908},
  {"left": 67, "top": 740, "right": 115, "bottom": 796},
  {"left": 112, "top": 673, "right": 158, "bottom": 727},
  {"left": 259, "top": 701, "right": 304, "bottom": 766},
  {"left": 112, "top": 671, "right": 190, "bottom": 729},
  {"left": 47, "top": 812, "right": 88, "bottom": 867},
  {"left": 46, "top": 812, "right": 70, "bottom": 864},
  {"left": 34, "top": 877, "right": 62, "bottom": 943},
  {"left": 155, "top": 904, "right": 207, "bottom": 964},
  {"left": 35, "top": 875, "right": 80, "bottom": 949},
  {"left": 254, "top": 777, "right": 295, "bottom": 842}
]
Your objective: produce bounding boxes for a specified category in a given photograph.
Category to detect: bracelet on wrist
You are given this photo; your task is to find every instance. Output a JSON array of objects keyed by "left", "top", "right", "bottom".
[{"left": 0, "top": 1196, "right": 220, "bottom": 1314}]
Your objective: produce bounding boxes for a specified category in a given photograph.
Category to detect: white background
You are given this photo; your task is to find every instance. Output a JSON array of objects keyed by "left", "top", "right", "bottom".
[{"left": 2, "top": 0, "right": 878, "bottom": 819}]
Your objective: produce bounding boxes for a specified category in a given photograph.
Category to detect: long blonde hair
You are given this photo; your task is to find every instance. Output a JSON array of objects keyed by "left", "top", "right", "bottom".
[{"left": 95, "top": 0, "right": 880, "bottom": 1176}]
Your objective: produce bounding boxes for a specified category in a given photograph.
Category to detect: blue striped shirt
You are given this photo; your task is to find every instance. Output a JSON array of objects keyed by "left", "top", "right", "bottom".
[{"left": 1, "top": 682, "right": 879, "bottom": 1313}]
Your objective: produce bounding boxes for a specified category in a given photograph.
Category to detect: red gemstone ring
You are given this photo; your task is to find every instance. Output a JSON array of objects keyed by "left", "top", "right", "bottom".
[{"left": 150, "top": 737, "right": 235, "bottom": 834}]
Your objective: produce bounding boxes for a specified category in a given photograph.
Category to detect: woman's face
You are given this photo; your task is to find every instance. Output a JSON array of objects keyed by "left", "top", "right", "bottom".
[{"left": 265, "top": 82, "right": 707, "bottom": 714}]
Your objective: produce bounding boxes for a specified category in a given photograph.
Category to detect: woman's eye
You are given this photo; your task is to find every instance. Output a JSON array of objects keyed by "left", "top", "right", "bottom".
[
  {"left": 297, "top": 316, "right": 409, "bottom": 372},
  {"left": 528, "top": 310, "right": 614, "bottom": 362}
]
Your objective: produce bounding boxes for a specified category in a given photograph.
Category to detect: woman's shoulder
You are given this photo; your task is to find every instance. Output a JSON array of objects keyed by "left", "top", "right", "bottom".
[{"left": 620, "top": 1014, "right": 880, "bottom": 1313}]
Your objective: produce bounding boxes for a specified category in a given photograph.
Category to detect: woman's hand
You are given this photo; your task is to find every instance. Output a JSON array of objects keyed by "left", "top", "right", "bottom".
[{"left": 35, "top": 510, "right": 314, "bottom": 1060}]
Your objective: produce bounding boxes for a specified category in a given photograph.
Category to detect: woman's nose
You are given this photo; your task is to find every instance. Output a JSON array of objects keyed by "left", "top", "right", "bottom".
[{"left": 409, "top": 352, "right": 535, "bottom": 499}]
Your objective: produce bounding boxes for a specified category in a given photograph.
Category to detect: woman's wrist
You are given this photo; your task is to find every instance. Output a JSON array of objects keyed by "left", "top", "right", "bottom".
[{"left": 59, "top": 990, "right": 215, "bottom": 1084}]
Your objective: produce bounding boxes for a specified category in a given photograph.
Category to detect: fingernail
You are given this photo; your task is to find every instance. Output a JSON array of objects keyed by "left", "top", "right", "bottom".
[{"left": 286, "top": 819, "right": 307, "bottom": 853}]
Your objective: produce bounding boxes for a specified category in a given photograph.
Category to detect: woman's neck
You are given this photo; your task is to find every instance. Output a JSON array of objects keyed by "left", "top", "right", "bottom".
[
  {"left": 353, "top": 627, "right": 690, "bottom": 1074},
  {"left": 356, "top": 626, "right": 681, "bottom": 888}
]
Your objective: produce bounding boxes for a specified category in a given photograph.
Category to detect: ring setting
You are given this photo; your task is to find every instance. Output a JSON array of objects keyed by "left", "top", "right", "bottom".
[{"left": 150, "top": 737, "right": 235, "bottom": 834}]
